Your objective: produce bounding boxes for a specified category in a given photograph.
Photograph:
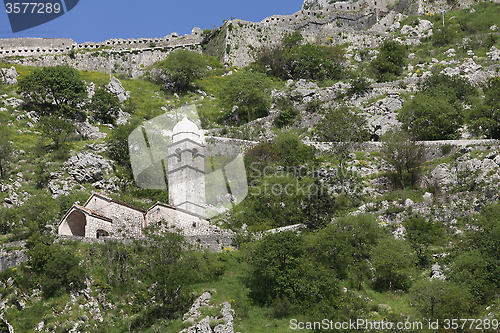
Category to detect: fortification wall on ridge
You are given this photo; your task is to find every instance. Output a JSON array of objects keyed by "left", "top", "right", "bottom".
[
  {"left": 7, "top": 43, "right": 201, "bottom": 78},
  {"left": 0, "top": 37, "right": 75, "bottom": 49},
  {"left": 0, "top": 28, "right": 203, "bottom": 60}
]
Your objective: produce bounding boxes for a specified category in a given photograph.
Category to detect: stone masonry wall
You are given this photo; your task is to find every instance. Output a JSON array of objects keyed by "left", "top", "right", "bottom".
[
  {"left": 0, "top": 29, "right": 203, "bottom": 77},
  {"left": 85, "top": 196, "right": 144, "bottom": 238},
  {"left": 84, "top": 215, "right": 114, "bottom": 239}
]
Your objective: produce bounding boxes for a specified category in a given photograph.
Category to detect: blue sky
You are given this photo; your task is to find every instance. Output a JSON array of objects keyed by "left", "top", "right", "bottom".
[{"left": 1, "top": 0, "right": 304, "bottom": 43}]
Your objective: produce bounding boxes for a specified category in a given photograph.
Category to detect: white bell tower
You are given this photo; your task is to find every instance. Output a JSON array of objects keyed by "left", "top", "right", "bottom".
[{"left": 167, "top": 117, "right": 206, "bottom": 217}]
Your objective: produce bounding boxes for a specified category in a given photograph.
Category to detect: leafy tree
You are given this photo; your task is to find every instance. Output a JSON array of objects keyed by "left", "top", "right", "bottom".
[
  {"left": 381, "top": 129, "right": 425, "bottom": 189},
  {"left": 88, "top": 86, "right": 121, "bottom": 125},
  {"left": 37, "top": 116, "right": 76, "bottom": 149},
  {"left": 246, "top": 231, "right": 342, "bottom": 317},
  {"left": 449, "top": 250, "right": 492, "bottom": 302},
  {"left": 371, "top": 236, "right": 417, "bottom": 291},
  {"left": 17, "top": 65, "right": 86, "bottom": 118},
  {"left": 217, "top": 70, "right": 272, "bottom": 124},
  {"left": 273, "top": 96, "right": 299, "bottom": 128},
  {"left": 106, "top": 118, "right": 141, "bottom": 179},
  {"left": 347, "top": 76, "right": 372, "bottom": 98},
  {"left": 244, "top": 141, "right": 281, "bottom": 178},
  {"left": 468, "top": 76, "right": 500, "bottom": 138},
  {"left": 399, "top": 74, "right": 476, "bottom": 140},
  {"left": 155, "top": 49, "right": 210, "bottom": 93},
  {"left": 233, "top": 176, "right": 312, "bottom": 230},
  {"left": 0, "top": 126, "right": 13, "bottom": 179},
  {"left": 315, "top": 105, "right": 369, "bottom": 174},
  {"left": 254, "top": 45, "right": 288, "bottom": 79},
  {"left": 142, "top": 224, "right": 194, "bottom": 317},
  {"left": 404, "top": 215, "right": 444, "bottom": 266},
  {"left": 420, "top": 73, "right": 475, "bottom": 105},
  {"left": 466, "top": 203, "right": 500, "bottom": 288},
  {"left": 371, "top": 41, "right": 407, "bottom": 82},
  {"left": 316, "top": 214, "right": 383, "bottom": 289},
  {"left": 281, "top": 31, "right": 304, "bottom": 50},
  {"left": 303, "top": 179, "right": 336, "bottom": 229},
  {"left": 409, "top": 279, "right": 475, "bottom": 319},
  {"left": 398, "top": 92, "right": 462, "bottom": 140},
  {"left": 254, "top": 32, "right": 345, "bottom": 82}
]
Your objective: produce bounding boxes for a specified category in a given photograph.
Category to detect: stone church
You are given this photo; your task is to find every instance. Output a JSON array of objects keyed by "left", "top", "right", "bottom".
[{"left": 58, "top": 117, "right": 211, "bottom": 239}]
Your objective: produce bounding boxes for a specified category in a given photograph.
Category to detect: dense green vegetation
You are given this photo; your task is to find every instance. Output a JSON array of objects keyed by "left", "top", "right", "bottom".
[
  {"left": 253, "top": 31, "right": 347, "bottom": 83},
  {"left": 398, "top": 74, "right": 477, "bottom": 140},
  {"left": 371, "top": 41, "right": 407, "bottom": 82},
  {"left": 1, "top": 2, "right": 500, "bottom": 331}
]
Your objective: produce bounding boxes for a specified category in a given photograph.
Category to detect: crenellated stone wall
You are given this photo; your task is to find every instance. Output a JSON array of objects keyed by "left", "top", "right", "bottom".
[
  {"left": 215, "top": 0, "right": 388, "bottom": 67},
  {"left": 0, "top": 28, "right": 204, "bottom": 77}
]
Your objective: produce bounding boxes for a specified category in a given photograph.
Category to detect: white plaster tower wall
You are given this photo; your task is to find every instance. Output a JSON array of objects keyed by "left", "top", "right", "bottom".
[{"left": 167, "top": 117, "right": 206, "bottom": 217}]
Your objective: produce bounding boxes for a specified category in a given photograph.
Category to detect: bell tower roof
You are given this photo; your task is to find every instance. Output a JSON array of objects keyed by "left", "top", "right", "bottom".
[{"left": 173, "top": 117, "right": 200, "bottom": 136}]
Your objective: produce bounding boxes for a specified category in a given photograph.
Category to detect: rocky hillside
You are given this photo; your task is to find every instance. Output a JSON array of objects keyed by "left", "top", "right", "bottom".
[{"left": 0, "top": 0, "right": 500, "bottom": 331}]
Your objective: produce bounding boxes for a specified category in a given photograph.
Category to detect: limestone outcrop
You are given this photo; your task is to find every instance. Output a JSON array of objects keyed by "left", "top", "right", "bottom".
[
  {"left": 180, "top": 292, "right": 238, "bottom": 333},
  {"left": 75, "top": 120, "right": 107, "bottom": 140},
  {"left": 106, "top": 77, "right": 130, "bottom": 103},
  {"left": 0, "top": 66, "right": 18, "bottom": 85},
  {"left": 63, "top": 151, "right": 113, "bottom": 183}
]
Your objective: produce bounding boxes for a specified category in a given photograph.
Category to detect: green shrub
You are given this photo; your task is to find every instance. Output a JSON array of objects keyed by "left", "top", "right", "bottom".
[
  {"left": 381, "top": 129, "right": 425, "bottom": 189},
  {"left": 273, "top": 97, "right": 298, "bottom": 128},
  {"left": 253, "top": 33, "right": 345, "bottom": 82},
  {"left": 441, "top": 144, "right": 452, "bottom": 155},
  {"left": 399, "top": 74, "right": 476, "bottom": 140},
  {"left": 398, "top": 93, "right": 461, "bottom": 140},
  {"left": 371, "top": 236, "right": 417, "bottom": 291},
  {"left": 347, "top": 76, "right": 372, "bottom": 98},
  {"left": 216, "top": 70, "right": 272, "bottom": 125},
  {"left": 315, "top": 105, "right": 369, "bottom": 171},
  {"left": 371, "top": 41, "right": 407, "bottom": 82},
  {"left": 285, "top": 44, "right": 345, "bottom": 82},
  {"left": 41, "top": 246, "right": 86, "bottom": 298},
  {"left": 468, "top": 76, "right": 500, "bottom": 139},
  {"left": 37, "top": 116, "right": 76, "bottom": 149},
  {"left": 245, "top": 231, "right": 343, "bottom": 318},
  {"left": 0, "top": 126, "right": 13, "bottom": 179},
  {"left": 404, "top": 215, "right": 444, "bottom": 266},
  {"left": 273, "top": 131, "right": 316, "bottom": 168},
  {"left": 154, "top": 49, "right": 211, "bottom": 93},
  {"left": 409, "top": 280, "right": 475, "bottom": 319},
  {"left": 88, "top": 86, "right": 121, "bottom": 125}
]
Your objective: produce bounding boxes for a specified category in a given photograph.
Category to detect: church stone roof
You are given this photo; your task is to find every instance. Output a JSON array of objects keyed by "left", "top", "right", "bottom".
[{"left": 84, "top": 192, "right": 147, "bottom": 213}]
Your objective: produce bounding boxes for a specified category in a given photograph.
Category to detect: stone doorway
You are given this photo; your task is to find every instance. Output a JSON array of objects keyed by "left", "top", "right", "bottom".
[{"left": 65, "top": 209, "right": 86, "bottom": 237}]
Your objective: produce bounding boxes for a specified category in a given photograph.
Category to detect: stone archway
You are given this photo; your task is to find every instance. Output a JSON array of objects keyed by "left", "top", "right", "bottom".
[
  {"left": 96, "top": 229, "right": 109, "bottom": 238},
  {"left": 65, "top": 209, "right": 86, "bottom": 236}
]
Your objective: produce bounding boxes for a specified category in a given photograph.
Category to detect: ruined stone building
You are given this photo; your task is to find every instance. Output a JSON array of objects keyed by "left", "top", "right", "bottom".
[{"left": 58, "top": 117, "right": 210, "bottom": 239}]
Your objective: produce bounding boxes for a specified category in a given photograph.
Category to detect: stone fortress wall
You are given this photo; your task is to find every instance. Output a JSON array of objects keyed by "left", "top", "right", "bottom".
[
  {"left": 0, "top": 0, "right": 406, "bottom": 70},
  {"left": 220, "top": 0, "right": 413, "bottom": 66},
  {"left": 0, "top": 29, "right": 204, "bottom": 77},
  {"left": 0, "top": 28, "right": 203, "bottom": 58}
]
